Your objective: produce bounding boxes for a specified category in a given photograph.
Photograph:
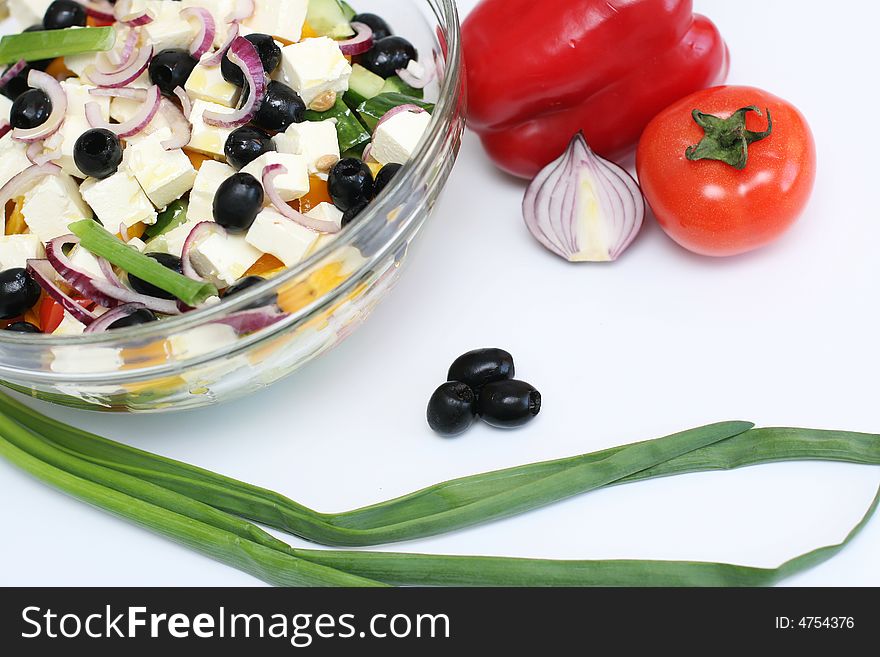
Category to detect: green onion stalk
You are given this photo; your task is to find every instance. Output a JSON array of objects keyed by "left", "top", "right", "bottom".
[{"left": 0, "top": 393, "right": 877, "bottom": 587}]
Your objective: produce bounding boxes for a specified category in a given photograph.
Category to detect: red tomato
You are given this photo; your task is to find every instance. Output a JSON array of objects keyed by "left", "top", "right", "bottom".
[
  {"left": 636, "top": 85, "right": 816, "bottom": 257},
  {"left": 40, "top": 297, "right": 65, "bottom": 334}
]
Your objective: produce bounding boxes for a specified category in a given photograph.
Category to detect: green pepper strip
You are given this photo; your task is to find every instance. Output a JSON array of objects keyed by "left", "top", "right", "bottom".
[{"left": 69, "top": 220, "right": 217, "bottom": 307}]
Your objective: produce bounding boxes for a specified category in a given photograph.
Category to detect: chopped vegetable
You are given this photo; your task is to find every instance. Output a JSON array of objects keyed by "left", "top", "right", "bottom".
[
  {"left": 143, "top": 200, "right": 188, "bottom": 240},
  {"left": 355, "top": 92, "right": 434, "bottom": 131},
  {"left": 305, "top": 98, "right": 371, "bottom": 152},
  {"left": 524, "top": 133, "right": 645, "bottom": 262},
  {"left": 0, "top": 27, "right": 115, "bottom": 66},
  {"left": 69, "top": 220, "right": 217, "bottom": 307}
]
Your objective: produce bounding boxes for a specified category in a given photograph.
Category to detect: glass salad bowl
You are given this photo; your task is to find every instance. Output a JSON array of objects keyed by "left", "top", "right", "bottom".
[{"left": 0, "top": 0, "right": 465, "bottom": 412}]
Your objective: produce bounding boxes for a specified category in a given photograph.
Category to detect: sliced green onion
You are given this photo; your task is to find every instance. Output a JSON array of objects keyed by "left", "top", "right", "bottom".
[
  {"left": 0, "top": 27, "right": 116, "bottom": 66},
  {"left": 69, "top": 220, "right": 217, "bottom": 307},
  {"left": 144, "top": 200, "right": 188, "bottom": 240}
]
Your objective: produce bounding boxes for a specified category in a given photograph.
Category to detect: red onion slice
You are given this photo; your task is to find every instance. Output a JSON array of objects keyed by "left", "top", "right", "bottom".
[
  {"left": 215, "top": 307, "right": 288, "bottom": 335},
  {"left": 12, "top": 70, "right": 67, "bottom": 143},
  {"left": 86, "top": 84, "right": 161, "bottom": 139},
  {"left": 87, "top": 45, "right": 152, "bottom": 88},
  {"left": 26, "top": 259, "right": 99, "bottom": 326},
  {"left": 395, "top": 60, "right": 435, "bottom": 89},
  {"left": 373, "top": 103, "right": 425, "bottom": 135},
  {"left": 26, "top": 140, "right": 62, "bottom": 166},
  {"left": 90, "top": 278, "right": 181, "bottom": 315},
  {"left": 181, "top": 7, "right": 217, "bottom": 60},
  {"left": 0, "top": 121, "right": 10, "bottom": 140},
  {"left": 262, "top": 164, "right": 341, "bottom": 234},
  {"left": 337, "top": 22, "right": 373, "bottom": 56},
  {"left": 159, "top": 97, "right": 191, "bottom": 150},
  {"left": 0, "top": 162, "right": 61, "bottom": 223},
  {"left": 181, "top": 221, "right": 227, "bottom": 281},
  {"left": 522, "top": 132, "right": 645, "bottom": 262},
  {"left": 88, "top": 86, "right": 148, "bottom": 101},
  {"left": 96, "top": 28, "right": 140, "bottom": 74},
  {"left": 202, "top": 21, "right": 239, "bottom": 67},
  {"left": 227, "top": 0, "right": 255, "bottom": 22},
  {"left": 173, "top": 86, "right": 192, "bottom": 119},
  {"left": 0, "top": 60, "right": 26, "bottom": 90},
  {"left": 114, "top": 0, "right": 153, "bottom": 26},
  {"left": 203, "top": 37, "right": 265, "bottom": 128},
  {"left": 77, "top": 1, "right": 116, "bottom": 24},
  {"left": 46, "top": 234, "right": 122, "bottom": 308},
  {"left": 84, "top": 303, "right": 147, "bottom": 333}
]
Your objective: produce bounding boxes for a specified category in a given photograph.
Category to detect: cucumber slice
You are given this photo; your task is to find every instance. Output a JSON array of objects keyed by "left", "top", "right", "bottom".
[
  {"left": 338, "top": 1, "right": 357, "bottom": 21},
  {"left": 305, "top": 99, "right": 371, "bottom": 153},
  {"left": 345, "top": 64, "right": 387, "bottom": 108},
  {"left": 356, "top": 93, "right": 435, "bottom": 132},
  {"left": 307, "top": 0, "right": 355, "bottom": 38},
  {"left": 381, "top": 76, "right": 425, "bottom": 100}
]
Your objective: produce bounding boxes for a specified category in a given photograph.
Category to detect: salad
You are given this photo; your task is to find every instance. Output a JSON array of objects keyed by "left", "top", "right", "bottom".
[{"left": 0, "top": 0, "right": 435, "bottom": 335}]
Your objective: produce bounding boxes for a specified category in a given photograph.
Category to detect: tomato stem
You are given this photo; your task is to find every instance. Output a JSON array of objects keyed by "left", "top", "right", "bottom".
[{"left": 685, "top": 106, "right": 772, "bottom": 170}]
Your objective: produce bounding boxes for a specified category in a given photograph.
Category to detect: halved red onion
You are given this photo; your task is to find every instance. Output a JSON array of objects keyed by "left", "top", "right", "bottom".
[
  {"left": 95, "top": 28, "right": 140, "bottom": 74},
  {"left": 373, "top": 103, "right": 425, "bottom": 135},
  {"left": 522, "top": 132, "right": 645, "bottom": 262},
  {"left": 262, "top": 164, "right": 341, "bottom": 234},
  {"left": 26, "top": 259, "right": 99, "bottom": 326},
  {"left": 77, "top": 1, "right": 116, "bottom": 24},
  {"left": 202, "top": 21, "right": 239, "bottom": 67},
  {"left": 173, "top": 86, "right": 192, "bottom": 119},
  {"left": 84, "top": 303, "right": 147, "bottom": 333},
  {"left": 87, "top": 45, "right": 152, "bottom": 88},
  {"left": 0, "top": 163, "right": 61, "bottom": 223},
  {"left": 0, "top": 60, "right": 27, "bottom": 90},
  {"left": 337, "top": 22, "right": 373, "bottom": 56},
  {"left": 227, "top": 0, "right": 255, "bottom": 22},
  {"left": 12, "top": 70, "right": 67, "bottom": 143},
  {"left": 86, "top": 84, "right": 161, "bottom": 139},
  {"left": 0, "top": 121, "right": 10, "bottom": 140},
  {"left": 203, "top": 37, "right": 265, "bottom": 128},
  {"left": 181, "top": 221, "right": 226, "bottom": 281},
  {"left": 181, "top": 7, "right": 217, "bottom": 60},
  {"left": 158, "top": 97, "right": 191, "bottom": 150},
  {"left": 396, "top": 60, "right": 435, "bottom": 89},
  {"left": 215, "top": 307, "right": 288, "bottom": 335}
]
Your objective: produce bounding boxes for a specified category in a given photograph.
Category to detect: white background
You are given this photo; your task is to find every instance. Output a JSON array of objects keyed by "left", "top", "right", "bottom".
[{"left": 1, "top": 0, "right": 878, "bottom": 586}]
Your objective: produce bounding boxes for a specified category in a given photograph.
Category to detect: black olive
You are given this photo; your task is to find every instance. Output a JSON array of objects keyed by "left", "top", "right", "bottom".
[
  {"left": 107, "top": 308, "right": 159, "bottom": 330},
  {"left": 224, "top": 125, "right": 275, "bottom": 170},
  {"left": 253, "top": 81, "right": 306, "bottom": 132},
  {"left": 221, "top": 34, "right": 281, "bottom": 86},
  {"left": 223, "top": 275, "right": 278, "bottom": 308},
  {"left": 4, "top": 321, "right": 41, "bottom": 334},
  {"left": 43, "top": 0, "right": 87, "bottom": 30},
  {"left": 10, "top": 89, "right": 51, "bottom": 129},
  {"left": 373, "top": 163, "right": 402, "bottom": 197},
  {"left": 360, "top": 36, "right": 417, "bottom": 79},
  {"left": 23, "top": 26, "right": 53, "bottom": 71},
  {"left": 148, "top": 48, "right": 198, "bottom": 97},
  {"left": 0, "top": 268, "right": 42, "bottom": 319},
  {"left": 74, "top": 128, "right": 123, "bottom": 179},
  {"left": 328, "top": 158, "right": 374, "bottom": 212},
  {"left": 0, "top": 64, "right": 31, "bottom": 100},
  {"left": 352, "top": 13, "right": 393, "bottom": 41},
  {"left": 477, "top": 380, "right": 542, "bottom": 429},
  {"left": 213, "top": 173, "right": 264, "bottom": 232},
  {"left": 128, "top": 253, "right": 182, "bottom": 301},
  {"left": 341, "top": 201, "right": 369, "bottom": 227},
  {"left": 448, "top": 348, "right": 515, "bottom": 390},
  {"left": 427, "top": 381, "right": 477, "bottom": 437}
]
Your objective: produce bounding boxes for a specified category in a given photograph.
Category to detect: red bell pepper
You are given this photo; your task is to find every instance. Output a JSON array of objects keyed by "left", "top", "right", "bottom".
[{"left": 462, "top": 0, "right": 730, "bottom": 178}]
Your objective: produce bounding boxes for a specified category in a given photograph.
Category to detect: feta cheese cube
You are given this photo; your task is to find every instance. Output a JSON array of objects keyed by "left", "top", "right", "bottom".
[
  {"left": 8, "top": 0, "right": 52, "bottom": 28},
  {"left": 371, "top": 111, "right": 433, "bottom": 166},
  {"left": 142, "top": 1, "right": 196, "bottom": 53},
  {"left": 53, "top": 344, "right": 125, "bottom": 374},
  {"left": 188, "top": 160, "right": 235, "bottom": 223},
  {"left": 67, "top": 244, "right": 108, "bottom": 281},
  {"left": 278, "top": 37, "right": 352, "bottom": 106},
  {"left": 167, "top": 323, "right": 238, "bottom": 359},
  {"left": 80, "top": 169, "right": 158, "bottom": 229},
  {"left": 305, "top": 202, "right": 344, "bottom": 232},
  {"left": 0, "top": 234, "right": 45, "bottom": 270},
  {"left": 154, "top": 219, "right": 200, "bottom": 257},
  {"left": 246, "top": 208, "right": 318, "bottom": 267},
  {"left": 189, "top": 231, "right": 262, "bottom": 287},
  {"left": 243, "top": 0, "right": 308, "bottom": 44},
  {"left": 181, "top": 0, "right": 235, "bottom": 48},
  {"left": 0, "top": 133, "right": 31, "bottom": 190},
  {"left": 21, "top": 173, "right": 92, "bottom": 242},
  {"left": 44, "top": 80, "right": 111, "bottom": 178},
  {"left": 126, "top": 128, "right": 197, "bottom": 208},
  {"left": 242, "top": 152, "right": 309, "bottom": 202},
  {"left": 0, "top": 95, "right": 13, "bottom": 122},
  {"left": 185, "top": 62, "right": 241, "bottom": 108},
  {"left": 274, "top": 120, "right": 340, "bottom": 173},
  {"left": 51, "top": 313, "right": 87, "bottom": 338},
  {"left": 188, "top": 99, "right": 235, "bottom": 158}
]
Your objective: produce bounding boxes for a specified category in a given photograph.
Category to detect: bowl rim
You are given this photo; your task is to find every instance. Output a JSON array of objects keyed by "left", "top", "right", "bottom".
[{"left": 0, "top": 0, "right": 463, "bottom": 349}]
